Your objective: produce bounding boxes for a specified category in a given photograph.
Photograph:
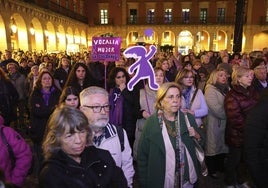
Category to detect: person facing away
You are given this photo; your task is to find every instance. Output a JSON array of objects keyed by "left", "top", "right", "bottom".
[
  {"left": 0, "top": 115, "right": 32, "bottom": 188},
  {"left": 80, "top": 86, "right": 135, "bottom": 188},
  {"left": 137, "top": 82, "right": 205, "bottom": 188},
  {"left": 39, "top": 105, "right": 127, "bottom": 188}
]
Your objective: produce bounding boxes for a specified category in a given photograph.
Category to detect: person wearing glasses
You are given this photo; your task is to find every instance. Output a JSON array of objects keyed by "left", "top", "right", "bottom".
[
  {"left": 107, "top": 67, "right": 140, "bottom": 149},
  {"left": 175, "top": 69, "right": 208, "bottom": 128},
  {"left": 39, "top": 105, "right": 127, "bottom": 188},
  {"left": 80, "top": 86, "right": 135, "bottom": 188}
]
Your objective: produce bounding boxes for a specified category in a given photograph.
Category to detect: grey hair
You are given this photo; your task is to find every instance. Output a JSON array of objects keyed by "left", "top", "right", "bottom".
[{"left": 80, "top": 86, "right": 109, "bottom": 105}]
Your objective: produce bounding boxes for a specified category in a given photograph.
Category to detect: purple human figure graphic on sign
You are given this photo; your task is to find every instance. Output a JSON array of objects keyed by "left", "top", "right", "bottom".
[{"left": 123, "top": 45, "right": 158, "bottom": 91}]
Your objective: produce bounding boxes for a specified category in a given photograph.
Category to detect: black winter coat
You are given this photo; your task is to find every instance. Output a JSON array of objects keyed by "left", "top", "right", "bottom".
[
  {"left": 28, "top": 87, "right": 60, "bottom": 143},
  {"left": 39, "top": 146, "right": 128, "bottom": 188},
  {"left": 244, "top": 88, "right": 268, "bottom": 188},
  {"left": 224, "top": 85, "right": 259, "bottom": 147}
]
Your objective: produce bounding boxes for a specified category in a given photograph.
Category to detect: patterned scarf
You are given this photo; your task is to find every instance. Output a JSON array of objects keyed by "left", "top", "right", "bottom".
[
  {"left": 109, "top": 87, "right": 124, "bottom": 126},
  {"left": 182, "top": 87, "right": 192, "bottom": 109}
]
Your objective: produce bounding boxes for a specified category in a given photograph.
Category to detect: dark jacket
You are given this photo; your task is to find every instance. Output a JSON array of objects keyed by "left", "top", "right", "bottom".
[
  {"left": 28, "top": 87, "right": 60, "bottom": 143},
  {"left": 224, "top": 85, "right": 259, "bottom": 147},
  {"left": 39, "top": 146, "right": 127, "bottom": 188},
  {"left": 251, "top": 77, "right": 268, "bottom": 93},
  {"left": 244, "top": 88, "right": 268, "bottom": 188},
  {"left": 0, "top": 80, "right": 19, "bottom": 126}
]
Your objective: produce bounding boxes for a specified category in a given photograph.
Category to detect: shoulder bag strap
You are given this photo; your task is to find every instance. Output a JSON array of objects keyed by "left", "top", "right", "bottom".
[{"left": 189, "top": 88, "right": 198, "bottom": 109}]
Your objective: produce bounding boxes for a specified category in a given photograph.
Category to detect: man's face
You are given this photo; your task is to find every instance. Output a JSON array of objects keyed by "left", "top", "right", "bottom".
[{"left": 80, "top": 93, "right": 109, "bottom": 130}]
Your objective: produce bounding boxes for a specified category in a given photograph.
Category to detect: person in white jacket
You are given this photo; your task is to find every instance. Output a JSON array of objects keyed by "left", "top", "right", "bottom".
[{"left": 80, "top": 86, "right": 134, "bottom": 188}]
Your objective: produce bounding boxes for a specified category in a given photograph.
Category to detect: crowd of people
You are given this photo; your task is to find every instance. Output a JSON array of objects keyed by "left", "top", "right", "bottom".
[{"left": 0, "top": 47, "right": 268, "bottom": 188}]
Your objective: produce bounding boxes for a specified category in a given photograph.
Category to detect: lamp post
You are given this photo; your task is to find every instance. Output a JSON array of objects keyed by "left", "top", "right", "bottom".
[
  {"left": 10, "top": 17, "right": 17, "bottom": 34},
  {"left": 29, "top": 23, "right": 35, "bottom": 35}
]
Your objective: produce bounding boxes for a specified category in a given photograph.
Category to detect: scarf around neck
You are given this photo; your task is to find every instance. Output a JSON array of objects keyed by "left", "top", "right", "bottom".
[
  {"left": 109, "top": 87, "right": 124, "bottom": 126},
  {"left": 41, "top": 86, "right": 55, "bottom": 106}
]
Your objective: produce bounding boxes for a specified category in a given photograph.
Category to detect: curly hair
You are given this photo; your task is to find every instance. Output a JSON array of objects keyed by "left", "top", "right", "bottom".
[{"left": 107, "top": 67, "right": 130, "bottom": 90}]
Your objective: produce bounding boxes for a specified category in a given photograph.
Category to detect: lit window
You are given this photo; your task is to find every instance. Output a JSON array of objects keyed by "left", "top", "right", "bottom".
[
  {"left": 200, "top": 8, "right": 207, "bottom": 23},
  {"left": 100, "top": 9, "right": 108, "bottom": 24},
  {"left": 130, "top": 9, "right": 137, "bottom": 24},
  {"left": 266, "top": 8, "right": 268, "bottom": 22},
  {"left": 165, "top": 9, "right": 172, "bottom": 23},
  {"left": 182, "top": 8, "right": 190, "bottom": 23},
  {"left": 147, "top": 9, "right": 155, "bottom": 24}
]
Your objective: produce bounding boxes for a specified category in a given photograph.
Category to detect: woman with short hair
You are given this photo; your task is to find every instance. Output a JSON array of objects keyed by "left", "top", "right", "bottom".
[{"left": 39, "top": 106, "right": 127, "bottom": 188}]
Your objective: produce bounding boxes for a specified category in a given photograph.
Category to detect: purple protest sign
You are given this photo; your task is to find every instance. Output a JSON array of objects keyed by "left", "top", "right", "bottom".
[{"left": 91, "top": 37, "right": 121, "bottom": 61}]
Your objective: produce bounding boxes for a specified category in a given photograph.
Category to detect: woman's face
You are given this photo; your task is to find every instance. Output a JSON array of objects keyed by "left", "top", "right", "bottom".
[
  {"left": 238, "top": 71, "right": 253, "bottom": 88},
  {"left": 155, "top": 70, "right": 165, "bottom": 86},
  {"left": 41, "top": 73, "right": 53, "bottom": 88},
  {"left": 76, "top": 66, "right": 86, "bottom": 81},
  {"left": 161, "top": 60, "right": 169, "bottom": 71},
  {"left": 161, "top": 87, "right": 181, "bottom": 114},
  {"left": 182, "top": 72, "right": 194, "bottom": 87},
  {"left": 217, "top": 71, "right": 227, "bottom": 84},
  {"left": 60, "top": 127, "right": 87, "bottom": 162},
  {"left": 65, "top": 94, "right": 79, "bottom": 108},
  {"left": 115, "top": 71, "right": 126, "bottom": 87}
]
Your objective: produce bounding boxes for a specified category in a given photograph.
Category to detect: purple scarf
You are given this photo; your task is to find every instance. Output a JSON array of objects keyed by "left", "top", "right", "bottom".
[
  {"left": 109, "top": 87, "right": 123, "bottom": 126},
  {"left": 41, "top": 87, "right": 55, "bottom": 106}
]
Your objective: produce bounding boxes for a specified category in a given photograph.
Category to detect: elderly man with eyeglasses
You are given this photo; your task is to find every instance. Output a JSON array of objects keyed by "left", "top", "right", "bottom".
[{"left": 80, "top": 86, "right": 134, "bottom": 188}]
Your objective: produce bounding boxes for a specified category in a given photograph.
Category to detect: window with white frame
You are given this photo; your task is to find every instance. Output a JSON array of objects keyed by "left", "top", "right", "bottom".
[{"left": 100, "top": 9, "right": 108, "bottom": 24}]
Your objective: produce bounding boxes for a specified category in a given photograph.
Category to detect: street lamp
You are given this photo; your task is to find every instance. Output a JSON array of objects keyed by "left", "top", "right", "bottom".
[
  {"left": 10, "top": 17, "right": 17, "bottom": 33},
  {"left": 29, "top": 23, "right": 35, "bottom": 35}
]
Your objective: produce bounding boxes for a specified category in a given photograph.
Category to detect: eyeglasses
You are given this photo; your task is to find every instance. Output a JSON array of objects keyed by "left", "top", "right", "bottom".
[
  {"left": 83, "top": 105, "right": 110, "bottom": 113},
  {"left": 116, "top": 75, "right": 125, "bottom": 79}
]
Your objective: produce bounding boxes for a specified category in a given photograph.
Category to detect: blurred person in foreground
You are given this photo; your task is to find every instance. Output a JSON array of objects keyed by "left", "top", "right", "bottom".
[
  {"left": 39, "top": 106, "right": 127, "bottom": 188},
  {"left": 244, "top": 88, "right": 268, "bottom": 188},
  {"left": 137, "top": 82, "right": 205, "bottom": 188},
  {"left": 0, "top": 115, "right": 32, "bottom": 188}
]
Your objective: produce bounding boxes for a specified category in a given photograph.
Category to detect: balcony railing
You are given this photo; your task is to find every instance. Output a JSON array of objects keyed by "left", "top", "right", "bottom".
[
  {"left": 93, "top": 18, "right": 114, "bottom": 25},
  {"left": 126, "top": 16, "right": 236, "bottom": 25},
  {"left": 21, "top": 0, "right": 88, "bottom": 23}
]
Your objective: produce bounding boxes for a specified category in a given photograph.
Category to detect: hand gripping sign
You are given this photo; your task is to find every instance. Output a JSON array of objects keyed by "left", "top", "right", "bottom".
[{"left": 123, "top": 45, "right": 159, "bottom": 91}]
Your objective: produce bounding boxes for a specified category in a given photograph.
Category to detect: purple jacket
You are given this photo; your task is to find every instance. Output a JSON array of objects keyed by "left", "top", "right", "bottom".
[{"left": 0, "top": 116, "right": 32, "bottom": 187}]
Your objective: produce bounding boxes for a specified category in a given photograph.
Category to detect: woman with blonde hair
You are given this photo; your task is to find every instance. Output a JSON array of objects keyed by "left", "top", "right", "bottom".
[
  {"left": 224, "top": 66, "right": 259, "bottom": 188},
  {"left": 204, "top": 68, "right": 230, "bottom": 178},
  {"left": 175, "top": 69, "right": 208, "bottom": 127},
  {"left": 138, "top": 82, "right": 205, "bottom": 188}
]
